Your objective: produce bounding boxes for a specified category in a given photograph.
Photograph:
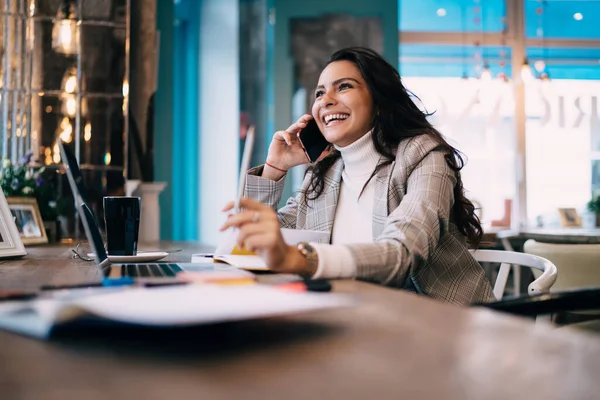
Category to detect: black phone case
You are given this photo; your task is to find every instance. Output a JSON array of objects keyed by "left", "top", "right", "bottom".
[{"left": 299, "top": 120, "right": 329, "bottom": 162}]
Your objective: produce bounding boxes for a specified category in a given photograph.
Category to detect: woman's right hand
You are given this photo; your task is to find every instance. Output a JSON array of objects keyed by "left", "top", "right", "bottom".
[{"left": 264, "top": 114, "right": 313, "bottom": 177}]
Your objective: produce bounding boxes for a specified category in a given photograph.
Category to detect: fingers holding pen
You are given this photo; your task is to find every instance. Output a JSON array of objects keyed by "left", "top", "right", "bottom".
[
  {"left": 220, "top": 198, "right": 276, "bottom": 232},
  {"left": 235, "top": 224, "right": 279, "bottom": 252}
]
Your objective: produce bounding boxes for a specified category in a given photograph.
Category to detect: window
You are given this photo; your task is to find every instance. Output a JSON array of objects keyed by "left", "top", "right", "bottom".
[
  {"left": 404, "top": 76, "right": 515, "bottom": 223},
  {"left": 400, "top": 0, "right": 506, "bottom": 32},
  {"left": 400, "top": 0, "right": 600, "bottom": 228},
  {"left": 400, "top": 42, "right": 514, "bottom": 223},
  {"left": 525, "top": 0, "right": 600, "bottom": 39},
  {"left": 400, "top": 44, "right": 512, "bottom": 78}
]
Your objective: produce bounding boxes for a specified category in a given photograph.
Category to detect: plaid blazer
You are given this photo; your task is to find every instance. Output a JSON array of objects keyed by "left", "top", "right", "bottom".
[{"left": 245, "top": 134, "right": 495, "bottom": 305}]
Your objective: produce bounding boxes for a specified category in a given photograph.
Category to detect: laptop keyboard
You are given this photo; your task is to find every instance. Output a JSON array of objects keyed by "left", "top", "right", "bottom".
[{"left": 122, "top": 263, "right": 183, "bottom": 278}]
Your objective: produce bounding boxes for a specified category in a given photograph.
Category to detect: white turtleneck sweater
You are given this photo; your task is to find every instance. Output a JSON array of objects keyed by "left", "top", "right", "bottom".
[{"left": 312, "top": 130, "right": 381, "bottom": 279}]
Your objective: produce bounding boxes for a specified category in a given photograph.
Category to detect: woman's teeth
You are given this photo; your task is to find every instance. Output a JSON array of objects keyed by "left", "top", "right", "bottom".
[{"left": 324, "top": 113, "right": 349, "bottom": 126}]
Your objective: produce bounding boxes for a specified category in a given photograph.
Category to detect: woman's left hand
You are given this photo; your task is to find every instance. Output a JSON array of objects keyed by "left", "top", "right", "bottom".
[{"left": 220, "top": 198, "right": 305, "bottom": 274}]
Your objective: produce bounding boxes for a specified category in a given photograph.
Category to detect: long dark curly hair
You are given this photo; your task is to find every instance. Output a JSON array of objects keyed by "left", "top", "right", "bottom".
[{"left": 304, "top": 47, "right": 482, "bottom": 247}]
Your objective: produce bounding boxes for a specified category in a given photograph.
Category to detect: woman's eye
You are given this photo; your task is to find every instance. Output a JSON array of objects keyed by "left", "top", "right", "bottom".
[
  {"left": 315, "top": 90, "right": 324, "bottom": 98},
  {"left": 339, "top": 83, "right": 352, "bottom": 90}
]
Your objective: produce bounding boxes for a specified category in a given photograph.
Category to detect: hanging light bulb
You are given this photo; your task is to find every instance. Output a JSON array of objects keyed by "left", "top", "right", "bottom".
[
  {"left": 51, "top": 0, "right": 79, "bottom": 55},
  {"left": 480, "top": 64, "right": 492, "bottom": 81},
  {"left": 61, "top": 66, "right": 78, "bottom": 93},
  {"left": 52, "top": 142, "right": 61, "bottom": 164},
  {"left": 60, "top": 66, "right": 77, "bottom": 117},
  {"left": 60, "top": 66, "right": 87, "bottom": 117},
  {"left": 84, "top": 121, "right": 92, "bottom": 141},
  {"left": 534, "top": 60, "right": 546, "bottom": 73},
  {"left": 57, "top": 117, "right": 73, "bottom": 143},
  {"left": 521, "top": 58, "right": 534, "bottom": 83},
  {"left": 122, "top": 79, "right": 129, "bottom": 97}
]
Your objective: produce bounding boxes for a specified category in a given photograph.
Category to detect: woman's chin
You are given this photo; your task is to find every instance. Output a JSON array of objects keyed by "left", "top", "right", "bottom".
[{"left": 323, "top": 128, "right": 347, "bottom": 145}]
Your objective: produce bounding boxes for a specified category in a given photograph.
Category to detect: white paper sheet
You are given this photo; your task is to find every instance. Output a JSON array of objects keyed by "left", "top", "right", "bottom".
[
  {"left": 75, "top": 285, "right": 351, "bottom": 325},
  {"left": 0, "top": 285, "right": 354, "bottom": 338}
]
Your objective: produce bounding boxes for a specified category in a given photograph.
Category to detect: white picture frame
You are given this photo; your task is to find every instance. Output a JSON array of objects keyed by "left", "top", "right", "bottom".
[
  {"left": 7, "top": 197, "right": 48, "bottom": 245},
  {"left": 0, "top": 191, "right": 27, "bottom": 258}
]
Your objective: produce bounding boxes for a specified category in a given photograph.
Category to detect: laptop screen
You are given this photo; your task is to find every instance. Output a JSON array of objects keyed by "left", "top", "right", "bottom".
[{"left": 58, "top": 140, "right": 110, "bottom": 276}]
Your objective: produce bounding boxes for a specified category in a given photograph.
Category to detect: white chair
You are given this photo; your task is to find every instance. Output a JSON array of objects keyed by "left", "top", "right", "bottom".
[
  {"left": 470, "top": 249, "right": 558, "bottom": 301},
  {"left": 524, "top": 240, "right": 600, "bottom": 332},
  {"left": 523, "top": 240, "right": 600, "bottom": 291}
]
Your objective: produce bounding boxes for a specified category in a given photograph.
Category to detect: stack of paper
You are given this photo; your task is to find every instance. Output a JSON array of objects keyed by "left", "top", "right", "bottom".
[{"left": 0, "top": 284, "right": 354, "bottom": 339}]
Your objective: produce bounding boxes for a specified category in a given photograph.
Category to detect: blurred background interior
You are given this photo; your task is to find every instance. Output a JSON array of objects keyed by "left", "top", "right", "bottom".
[{"left": 1, "top": 0, "right": 599, "bottom": 246}]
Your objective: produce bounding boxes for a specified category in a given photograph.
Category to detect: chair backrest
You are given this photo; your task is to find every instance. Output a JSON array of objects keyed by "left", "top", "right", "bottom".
[
  {"left": 470, "top": 249, "right": 558, "bottom": 300},
  {"left": 523, "top": 239, "right": 600, "bottom": 291}
]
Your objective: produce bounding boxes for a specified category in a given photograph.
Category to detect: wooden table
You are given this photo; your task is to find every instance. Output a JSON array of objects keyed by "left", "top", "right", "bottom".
[
  {"left": 497, "top": 228, "right": 600, "bottom": 245},
  {"left": 1, "top": 243, "right": 600, "bottom": 399}
]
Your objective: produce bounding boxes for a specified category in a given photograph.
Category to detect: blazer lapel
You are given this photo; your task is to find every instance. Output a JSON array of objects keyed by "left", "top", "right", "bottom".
[
  {"left": 306, "top": 158, "right": 344, "bottom": 243},
  {"left": 372, "top": 161, "right": 395, "bottom": 239}
]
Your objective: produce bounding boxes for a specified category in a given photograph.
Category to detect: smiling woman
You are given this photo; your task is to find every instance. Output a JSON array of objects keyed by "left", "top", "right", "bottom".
[
  {"left": 311, "top": 62, "right": 374, "bottom": 147},
  {"left": 221, "top": 47, "right": 496, "bottom": 306}
]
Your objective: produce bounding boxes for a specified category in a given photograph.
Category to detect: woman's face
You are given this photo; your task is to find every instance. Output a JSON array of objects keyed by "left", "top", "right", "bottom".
[{"left": 311, "top": 60, "right": 375, "bottom": 147}]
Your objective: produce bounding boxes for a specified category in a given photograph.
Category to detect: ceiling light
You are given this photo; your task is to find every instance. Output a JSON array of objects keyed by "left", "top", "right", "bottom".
[
  {"left": 51, "top": 0, "right": 79, "bottom": 55},
  {"left": 574, "top": 13, "right": 583, "bottom": 21},
  {"left": 534, "top": 60, "right": 546, "bottom": 72},
  {"left": 436, "top": 8, "right": 446, "bottom": 17},
  {"left": 480, "top": 65, "right": 492, "bottom": 81},
  {"left": 521, "top": 59, "right": 534, "bottom": 83}
]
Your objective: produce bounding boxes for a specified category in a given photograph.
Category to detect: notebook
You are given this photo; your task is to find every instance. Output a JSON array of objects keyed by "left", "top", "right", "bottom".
[
  {"left": 0, "top": 283, "right": 354, "bottom": 339},
  {"left": 192, "top": 229, "right": 329, "bottom": 271}
]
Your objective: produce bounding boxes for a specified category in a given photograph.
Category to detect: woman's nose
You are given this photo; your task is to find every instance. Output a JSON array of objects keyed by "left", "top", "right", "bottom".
[{"left": 320, "top": 91, "right": 336, "bottom": 107}]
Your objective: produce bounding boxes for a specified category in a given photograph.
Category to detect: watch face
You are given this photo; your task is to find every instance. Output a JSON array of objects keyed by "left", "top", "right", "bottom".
[
  {"left": 299, "top": 242, "right": 314, "bottom": 256},
  {"left": 297, "top": 242, "right": 318, "bottom": 277}
]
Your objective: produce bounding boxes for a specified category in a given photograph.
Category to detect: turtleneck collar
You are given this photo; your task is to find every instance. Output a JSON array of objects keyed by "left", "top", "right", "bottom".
[{"left": 334, "top": 130, "right": 380, "bottom": 178}]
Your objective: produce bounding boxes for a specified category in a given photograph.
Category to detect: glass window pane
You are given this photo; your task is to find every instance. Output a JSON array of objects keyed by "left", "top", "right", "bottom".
[
  {"left": 33, "top": 0, "right": 127, "bottom": 24},
  {"left": 403, "top": 77, "right": 516, "bottom": 224},
  {"left": 526, "top": 47, "right": 600, "bottom": 80},
  {"left": 400, "top": 0, "right": 506, "bottom": 32},
  {"left": 525, "top": 0, "right": 600, "bottom": 39},
  {"left": 400, "top": 44, "right": 512, "bottom": 79},
  {"left": 525, "top": 79, "right": 600, "bottom": 227}
]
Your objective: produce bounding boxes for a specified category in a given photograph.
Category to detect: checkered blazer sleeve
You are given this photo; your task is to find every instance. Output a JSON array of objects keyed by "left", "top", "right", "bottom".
[
  {"left": 244, "top": 165, "right": 298, "bottom": 229},
  {"left": 347, "top": 149, "right": 456, "bottom": 287}
]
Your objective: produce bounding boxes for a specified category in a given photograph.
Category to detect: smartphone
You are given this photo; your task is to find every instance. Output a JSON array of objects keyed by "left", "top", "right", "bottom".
[{"left": 299, "top": 118, "right": 330, "bottom": 163}]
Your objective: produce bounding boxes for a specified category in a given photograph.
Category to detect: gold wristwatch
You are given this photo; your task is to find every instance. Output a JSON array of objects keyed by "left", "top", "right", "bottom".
[{"left": 297, "top": 242, "right": 319, "bottom": 277}]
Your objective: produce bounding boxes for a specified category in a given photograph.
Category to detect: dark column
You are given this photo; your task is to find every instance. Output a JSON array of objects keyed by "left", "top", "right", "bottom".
[{"left": 128, "top": 0, "right": 158, "bottom": 181}]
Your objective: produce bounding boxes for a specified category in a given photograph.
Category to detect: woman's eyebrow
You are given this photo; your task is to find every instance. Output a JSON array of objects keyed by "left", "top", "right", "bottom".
[{"left": 315, "top": 77, "right": 361, "bottom": 91}]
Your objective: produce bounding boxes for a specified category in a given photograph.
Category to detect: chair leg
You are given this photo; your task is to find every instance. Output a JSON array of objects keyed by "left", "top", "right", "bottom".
[
  {"left": 501, "top": 237, "right": 521, "bottom": 296},
  {"left": 493, "top": 263, "right": 511, "bottom": 300},
  {"left": 513, "top": 265, "right": 521, "bottom": 296}
]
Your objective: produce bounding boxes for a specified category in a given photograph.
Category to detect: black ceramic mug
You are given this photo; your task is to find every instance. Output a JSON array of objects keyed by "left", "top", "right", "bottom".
[{"left": 103, "top": 196, "right": 141, "bottom": 256}]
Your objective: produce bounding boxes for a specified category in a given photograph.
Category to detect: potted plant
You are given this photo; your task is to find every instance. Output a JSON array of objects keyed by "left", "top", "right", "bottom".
[
  {"left": 586, "top": 191, "right": 600, "bottom": 227},
  {"left": 0, "top": 153, "right": 68, "bottom": 241}
]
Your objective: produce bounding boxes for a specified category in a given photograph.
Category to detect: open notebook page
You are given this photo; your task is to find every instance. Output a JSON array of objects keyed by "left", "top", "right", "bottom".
[{"left": 209, "top": 228, "right": 329, "bottom": 270}]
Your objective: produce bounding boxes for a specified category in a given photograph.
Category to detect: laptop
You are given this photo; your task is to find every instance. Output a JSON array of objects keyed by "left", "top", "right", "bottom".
[{"left": 58, "top": 139, "right": 253, "bottom": 283}]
